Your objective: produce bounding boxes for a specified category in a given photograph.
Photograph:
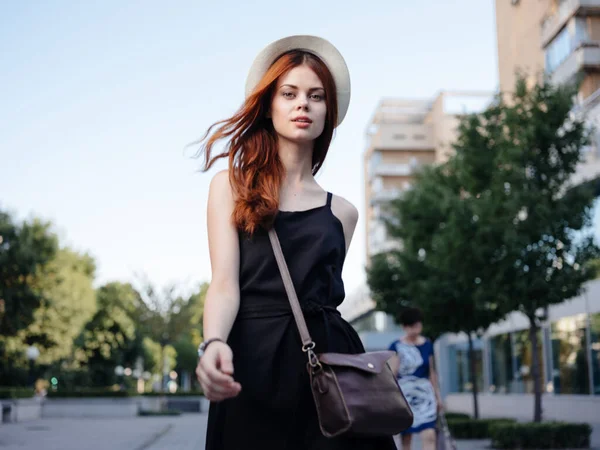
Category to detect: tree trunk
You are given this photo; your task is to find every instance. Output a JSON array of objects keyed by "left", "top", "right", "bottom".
[
  {"left": 467, "top": 333, "right": 480, "bottom": 419},
  {"left": 529, "top": 320, "right": 543, "bottom": 422}
]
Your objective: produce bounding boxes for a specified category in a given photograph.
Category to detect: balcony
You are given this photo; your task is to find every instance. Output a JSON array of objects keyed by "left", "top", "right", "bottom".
[
  {"left": 373, "top": 163, "right": 414, "bottom": 177},
  {"left": 369, "top": 188, "right": 403, "bottom": 206},
  {"left": 550, "top": 42, "right": 600, "bottom": 85},
  {"left": 541, "top": 0, "right": 600, "bottom": 48},
  {"left": 369, "top": 123, "right": 434, "bottom": 151}
]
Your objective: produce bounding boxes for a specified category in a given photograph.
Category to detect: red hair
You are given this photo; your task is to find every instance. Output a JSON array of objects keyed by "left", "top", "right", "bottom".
[{"left": 195, "top": 50, "right": 338, "bottom": 235}]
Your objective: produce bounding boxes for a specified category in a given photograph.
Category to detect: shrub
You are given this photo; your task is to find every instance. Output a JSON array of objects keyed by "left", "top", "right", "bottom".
[
  {"left": 140, "top": 391, "right": 203, "bottom": 397},
  {"left": 447, "top": 417, "right": 516, "bottom": 439},
  {"left": 0, "top": 387, "right": 35, "bottom": 399},
  {"left": 46, "top": 388, "right": 133, "bottom": 398},
  {"left": 490, "top": 421, "right": 592, "bottom": 449},
  {"left": 138, "top": 410, "right": 181, "bottom": 416},
  {"left": 444, "top": 412, "right": 471, "bottom": 420}
]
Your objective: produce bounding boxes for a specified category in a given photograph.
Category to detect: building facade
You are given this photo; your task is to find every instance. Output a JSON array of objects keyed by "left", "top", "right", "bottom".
[
  {"left": 496, "top": 0, "right": 600, "bottom": 176},
  {"left": 440, "top": 0, "right": 600, "bottom": 420},
  {"left": 345, "top": 0, "right": 600, "bottom": 421},
  {"left": 341, "top": 92, "right": 493, "bottom": 349},
  {"left": 363, "top": 92, "right": 493, "bottom": 264}
]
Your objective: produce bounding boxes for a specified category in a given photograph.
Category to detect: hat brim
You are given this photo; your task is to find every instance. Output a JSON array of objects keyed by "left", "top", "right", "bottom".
[{"left": 245, "top": 35, "right": 351, "bottom": 126}]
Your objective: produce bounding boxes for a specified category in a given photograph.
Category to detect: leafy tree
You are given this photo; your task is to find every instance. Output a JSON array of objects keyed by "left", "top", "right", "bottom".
[
  {"left": 21, "top": 249, "right": 96, "bottom": 365},
  {"left": 74, "top": 282, "right": 141, "bottom": 387},
  {"left": 368, "top": 163, "right": 509, "bottom": 418},
  {"left": 459, "top": 77, "right": 600, "bottom": 422},
  {"left": 0, "top": 210, "right": 59, "bottom": 385},
  {"left": 368, "top": 76, "right": 599, "bottom": 422},
  {"left": 0, "top": 210, "right": 58, "bottom": 336}
]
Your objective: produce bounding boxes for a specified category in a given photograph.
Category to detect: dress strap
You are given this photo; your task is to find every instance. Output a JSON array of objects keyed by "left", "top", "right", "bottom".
[{"left": 326, "top": 192, "right": 333, "bottom": 208}]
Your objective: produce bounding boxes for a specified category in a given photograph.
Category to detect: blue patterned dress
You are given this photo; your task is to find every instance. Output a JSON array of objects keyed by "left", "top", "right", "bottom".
[{"left": 388, "top": 338, "right": 437, "bottom": 435}]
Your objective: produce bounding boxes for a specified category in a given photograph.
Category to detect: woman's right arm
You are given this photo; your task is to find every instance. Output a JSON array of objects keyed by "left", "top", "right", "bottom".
[
  {"left": 203, "top": 170, "right": 240, "bottom": 343},
  {"left": 196, "top": 170, "right": 242, "bottom": 402}
]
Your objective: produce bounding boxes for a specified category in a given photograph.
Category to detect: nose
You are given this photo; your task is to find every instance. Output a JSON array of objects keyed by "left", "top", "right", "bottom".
[{"left": 296, "top": 95, "right": 309, "bottom": 111}]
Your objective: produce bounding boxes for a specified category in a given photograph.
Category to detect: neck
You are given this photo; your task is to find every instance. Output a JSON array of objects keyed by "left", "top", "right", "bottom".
[
  {"left": 403, "top": 335, "right": 419, "bottom": 343},
  {"left": 277, "top": 138, "right": 314, "bottom": 188}
]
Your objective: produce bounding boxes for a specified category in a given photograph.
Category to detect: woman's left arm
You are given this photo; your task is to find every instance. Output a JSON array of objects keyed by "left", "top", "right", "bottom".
[{"left": 429, "top": 353, "right": 444, "bottom": 411}]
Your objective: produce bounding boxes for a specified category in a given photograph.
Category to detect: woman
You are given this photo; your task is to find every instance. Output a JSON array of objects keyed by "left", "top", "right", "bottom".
[
  {"left": 194, "top": 35, "right": 396, "bottom": 450},
  {"left": 388, "top": 307, "right": 443, "bottom": 450}
]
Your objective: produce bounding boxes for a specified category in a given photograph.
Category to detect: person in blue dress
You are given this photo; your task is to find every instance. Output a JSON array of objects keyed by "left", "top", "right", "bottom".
[{"left": 388, "top": 307, "right": 443, "bottom": 450}]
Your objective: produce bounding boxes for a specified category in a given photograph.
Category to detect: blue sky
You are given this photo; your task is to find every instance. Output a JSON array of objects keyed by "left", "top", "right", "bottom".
[{"left": 1, "top": 1, "right": 500, "bottom": 295}]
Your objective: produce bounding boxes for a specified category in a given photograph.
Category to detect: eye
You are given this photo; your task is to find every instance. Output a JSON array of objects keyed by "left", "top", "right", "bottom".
[
  {"left": 310, "top": 93, "right": 324, "bottom": 101},
  {"left": 282, "top": 92, "right": 295, "bottom": 98}
]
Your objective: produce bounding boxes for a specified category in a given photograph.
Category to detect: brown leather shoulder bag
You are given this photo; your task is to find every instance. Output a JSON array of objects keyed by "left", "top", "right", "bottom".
[{"left": 268, "top": 229, "right": 414, "bottom": 438}]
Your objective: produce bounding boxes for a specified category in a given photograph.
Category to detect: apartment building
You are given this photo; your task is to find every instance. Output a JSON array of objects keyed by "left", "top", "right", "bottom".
[
  {"left": 496, "top": 0, "right": 600, "bottom": 169},
  {"left": 339, "top": 92, "right": 492, "bottom": 328},
  {"left": 437, "top": 0, "right": 600, "bottom": 421},
  {"left": 363, "top": 92, "right": 493, "bottom": 264}
]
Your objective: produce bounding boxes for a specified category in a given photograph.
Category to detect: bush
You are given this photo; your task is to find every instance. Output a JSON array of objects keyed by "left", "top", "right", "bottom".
[
  {"left": 444, "top": 412, "right": 471, "bottom": 420},
  {"left": 0, "top": 387, "right": 35, "bottom": 399},
  {"left": 140, "top": 391, "right": 203, "bottom": 397},
  {"left": 46, "top": 388, "right": 133, "bottom": 398},
  {"left": 490, "top": 421, "right": 592, "bottom": 449},
  {"left": 447, "top": 417, "right": 516, "bottom": 439},
  {"left": 138, "top": 410, "right": 182, "bottom": 416}
]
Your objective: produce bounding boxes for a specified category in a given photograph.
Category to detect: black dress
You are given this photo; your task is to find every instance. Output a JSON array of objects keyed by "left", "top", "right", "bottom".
[{"left": 205, "top": 192, "right": 396, "bottom": 450}]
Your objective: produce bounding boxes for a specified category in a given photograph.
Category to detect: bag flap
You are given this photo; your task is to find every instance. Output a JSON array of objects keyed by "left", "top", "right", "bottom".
[{"left": 318, "top": 351, "right": 395, "bottom": 374}]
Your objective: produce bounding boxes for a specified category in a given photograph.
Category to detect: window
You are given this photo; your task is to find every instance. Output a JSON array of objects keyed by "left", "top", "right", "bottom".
[
  {"left": 550, "top": 314, "right": 590, "bottom": 394},
  {"left": 448, "top": 343, "right": 484, "bottom": 393},
  {"left": 545, "top": 18, "right": 589, "bottom": 74},
  {"left": 489, "top": 333, "right": 514, "bottom": 394},
  {"left": 369, "top": 152, "right": 382, "bottom": 179},
  {"left": 590, "top": 313, "right": 600, "bottom": 395},
  {"left": 372, "top": 176, "right": 383, "bottom": 194},
  {"left": 513, "top": 329, "right": 545, "bottom": 394}
]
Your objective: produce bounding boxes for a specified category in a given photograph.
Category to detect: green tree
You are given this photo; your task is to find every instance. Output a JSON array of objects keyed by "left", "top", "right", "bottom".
[
  {"left": 74, "top": 282, "right": 141, "bottom": 387},
  {"left": 133, "top": 279, "right": 207, "bottom": 390},
  {"left": 368, "top": 76, "right": 599, "bottom": 422},
  {"left": 0, "top": 210, "right": 58, "bottom": 336},
  {"left": 0, "top": 210, "right": 59, "bottom": 385},
  {"left": 450, "top": 76, "right": 599, "bottom": 421},
  {"left": 21, "top": 249, "right": 97, "bottom": 365},
  {"left": 367, "top": 163, "right": 509, "bottom": 418}
]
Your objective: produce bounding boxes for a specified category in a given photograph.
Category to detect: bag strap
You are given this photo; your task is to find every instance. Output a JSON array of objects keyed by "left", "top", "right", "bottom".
[{"left": 268, "top": 228, "right": 316, "bottom": 352}]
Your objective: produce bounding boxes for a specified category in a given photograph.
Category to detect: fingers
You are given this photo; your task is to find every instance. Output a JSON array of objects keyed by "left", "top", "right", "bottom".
[
  {"left": 195, "top": 345, "right": 241, "bottom": 402},
  {"left": 219, "top": 353, "right": 235, "bottom": 376}
]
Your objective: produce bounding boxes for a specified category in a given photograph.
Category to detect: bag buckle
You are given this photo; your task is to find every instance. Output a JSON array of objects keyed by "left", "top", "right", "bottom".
[{"left": 302, "top": 341, "right": 322, "bottom": 373}]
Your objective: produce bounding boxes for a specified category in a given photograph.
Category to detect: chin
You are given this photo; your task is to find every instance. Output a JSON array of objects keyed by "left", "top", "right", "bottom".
[{"left": 280, "top": 131, "right": 321, "bottom": 144}]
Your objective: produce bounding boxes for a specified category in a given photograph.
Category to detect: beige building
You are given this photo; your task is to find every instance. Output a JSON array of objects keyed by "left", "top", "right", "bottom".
[
  {"left": 496, "top": 0, "right": 600, "bottom": 169},
  {"left": 363, "top": 92, "right": 493, "bottom": 261}
]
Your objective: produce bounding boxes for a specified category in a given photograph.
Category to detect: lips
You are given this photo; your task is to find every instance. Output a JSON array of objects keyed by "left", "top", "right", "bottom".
[{"left": 292, "top": 117, "right": 312, "bottom": 123}]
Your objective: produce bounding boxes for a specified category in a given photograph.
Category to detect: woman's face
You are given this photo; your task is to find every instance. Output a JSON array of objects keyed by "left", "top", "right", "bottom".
[
  {"left": 270, "top": 64, "right": 327, "bottom": 145},
  {"left": 403, "top": 321, "right": 423, "bottom": 338}
]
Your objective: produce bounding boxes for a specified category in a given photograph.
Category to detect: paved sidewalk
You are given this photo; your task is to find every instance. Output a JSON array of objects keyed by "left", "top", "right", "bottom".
[
  {"left": 0, "top": 413, "right": 597, "bottom": 450},
  {"left": 0, "top": 414, "right": 206, "bottom": 450}
]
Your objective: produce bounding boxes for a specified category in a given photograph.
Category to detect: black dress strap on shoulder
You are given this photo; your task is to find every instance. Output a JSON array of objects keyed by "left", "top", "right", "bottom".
[{"left": 326, "top": 191, "right": 333, "bottom": 208}]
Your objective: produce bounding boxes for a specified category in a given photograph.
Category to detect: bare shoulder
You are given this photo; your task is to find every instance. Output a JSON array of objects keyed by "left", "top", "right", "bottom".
[
  {"left": 330, "top": 194, "right": 359, "bottom": 251},
  {"left": 209, "top": 169, "right": 234, "bottom": 202}
]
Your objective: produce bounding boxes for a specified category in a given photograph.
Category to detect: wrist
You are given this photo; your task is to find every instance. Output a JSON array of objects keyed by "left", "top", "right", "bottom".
[{"left": 197, "top": 337, "right": 225, "bottom": 358}]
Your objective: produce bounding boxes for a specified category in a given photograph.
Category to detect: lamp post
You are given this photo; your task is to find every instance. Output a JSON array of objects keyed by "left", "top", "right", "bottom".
[{"left": 26, "top": 345, "right": 40, "bottom": 389}]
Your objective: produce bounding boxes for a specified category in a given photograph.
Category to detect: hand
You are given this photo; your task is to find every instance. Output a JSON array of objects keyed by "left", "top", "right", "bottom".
[
  {"left": 196, "top": 341, "right": 242, "bottom": 402},
  {"left": 436, "top": 397, "right": 444, "bottom": 413}
]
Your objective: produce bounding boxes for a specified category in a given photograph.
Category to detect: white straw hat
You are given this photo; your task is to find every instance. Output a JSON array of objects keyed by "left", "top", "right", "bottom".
[{"left": 245, "top": 35, "right": 351, "bottom": 126}]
